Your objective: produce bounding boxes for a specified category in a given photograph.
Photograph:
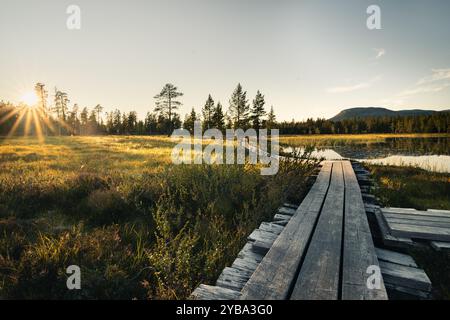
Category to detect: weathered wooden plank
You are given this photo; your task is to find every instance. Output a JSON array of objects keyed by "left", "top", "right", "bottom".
[
  {"left": 283, "top": 203, "right": 298, "bottom": 210},
  {"left": 384, "top": 212, "right": 450, "bottom": 224},
  {"left": 247, "top": 229, "right": 278, "bottom": 243},
  {"left": 387, "top": 223, "right": 450, "bottom": 242},
  {"left": 375, "top": 248, "right": 418, "bottom": 268},
  {"left": 427, "top": 209, "right": 450, "bottom": 214},
  {"left": 385, "top": 217, "right": 450, "bottom": 229},
  {"left": 240, "top": 162, "right": 333, "bottom": 300},
  {"left": 272, "top": 220, "right": 288, "bottom": 227},
  {"left": 374, "top": 209, "right": 415, "bottom": 248},
  {"left": 231, "top": 257, "right": 259, "bottom": 274},
  {"left": 273, "top": 213, "right": 291, "bottom": 221},
  {"left": 278, "top": 207, "right": 296, "bottom": 216},
  {"left": 218, "top": 266, "right": 252, "bottom": 280},
  {"left": 357, "top": 177, "right": 373, "bottom": 186},
  {"left": 365, "top": 203, "right": 380, "bottom": 215},
  {"left": 251, "top": 239, "right": 273, "bottom": 254},
  {"left": 258, "top": 222, "right": 284, "bottom": 235},
  {"left": 341, "top": 161, "right": 388, "bottom": 300},
  {"left": 382, "top": 208, "right": 450, "bottom": 219},
  {"left": 238, "top": 243, "right": 264, "bottom": 264},
  {"left": 356, "top": 174, "right": 371, "bottom": 181},
  {"left": 291, "top": 162, "right": 345, "bottom": 300},
  {"left": 430, "top": 241, "right": 450, "bottom": 252},
  {"left": 384, "top": 283, "right": 431, "bottom": 300},
  {"left": 379, "top": 261, "right": 432, "bottom": 292},
  {"left": 191, "top": 284, "right": 241, "bottom": 300},
  {"left": 216, "top": 267, "right": 252, "bottom": 291},
  {"left": 362, "top": 193, "right": 377, "bottom": 204}
]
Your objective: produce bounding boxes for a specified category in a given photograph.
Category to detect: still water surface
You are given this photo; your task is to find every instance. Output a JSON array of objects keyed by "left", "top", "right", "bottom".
[{"left": 283, "top": 137, "right": 450, "bottom": 173}]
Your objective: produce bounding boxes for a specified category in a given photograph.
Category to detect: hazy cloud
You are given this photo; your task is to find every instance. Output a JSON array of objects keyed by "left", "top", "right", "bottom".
[
  {"left": 327, "top": 76, "right": 381, "bottom": 93},
  {"left": 397, "top": 68, "right": 450, "bottom": 97},
  {"left": 374, "top": 48, "right": 386, "bottom": 60},
  {"left": 398, "top": 83, "right": 450, "bottom": 97},
  {"left": 417, "top": 68, "right": 450, "bottom": 85}
]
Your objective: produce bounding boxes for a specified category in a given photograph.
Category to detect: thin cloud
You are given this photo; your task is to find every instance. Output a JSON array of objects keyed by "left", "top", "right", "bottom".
[
  {"left": 327, "top": 76, "right": 381, "bottom": 93},
  {"left": 396, "top": 68, "right": 450, "bottom": 97},
  {"left": 398, "top": 83, "right": 450, "bottom": 97},
  {"left": 417, "top": 68, "right": 450, "bottom": 85},
  {"left": 374, "top": 48, "right": 386, "bottom": 60}
]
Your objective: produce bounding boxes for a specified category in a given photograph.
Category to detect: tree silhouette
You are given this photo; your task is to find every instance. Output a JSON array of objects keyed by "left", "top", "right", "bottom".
[
  {"left": 251, "top": 90, "right": 266, "bottom": 132},
  {"left": 266, "top": 106, "right": 276, "bottom": 130},
  {"left": 53, "top": 89, "right": 69, "bottom": 135},
  {"left": 212, "top": 102, "right": 225, "bottom": 132},
  {"left": 34, "top": 83, "right": 48, "bottom": 135},
  {"left": 154, "top": 83, "right": 183, "bottom": 134},
  {"left": 202, "top": 94, "right": 215, "bottom": 129},
  {"left": 228, "top": 83, "right": 250, "bottom": 128},
  {"left": 183, "top": 108, "right": 197, "bottom": 134},
  {"left": 94, "top": 104, "right": 103, "bottom": 124}
]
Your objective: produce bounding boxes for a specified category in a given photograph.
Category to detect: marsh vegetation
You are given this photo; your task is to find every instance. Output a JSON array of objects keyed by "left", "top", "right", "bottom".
[{"left": 0, "top": 136, "right": 317, "bottom": 299}]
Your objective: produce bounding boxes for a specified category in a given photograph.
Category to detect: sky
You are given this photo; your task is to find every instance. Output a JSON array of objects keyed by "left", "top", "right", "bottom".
[{"left": 1, "top": 0, "right": 449, "bottom": 121}]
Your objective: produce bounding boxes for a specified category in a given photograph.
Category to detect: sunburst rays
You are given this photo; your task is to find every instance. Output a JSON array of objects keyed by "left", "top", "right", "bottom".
[{"left": 0, "top": 103, "right": 67, "bottom": 142}]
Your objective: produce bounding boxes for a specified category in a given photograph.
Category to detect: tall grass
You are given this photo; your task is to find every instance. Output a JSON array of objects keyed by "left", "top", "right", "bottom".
[
  {"left": 368, "top": 164, "right": 450, "bottom": 210},
  {"left": 0, "top": 136, "right": 317, "bottom": 299}
]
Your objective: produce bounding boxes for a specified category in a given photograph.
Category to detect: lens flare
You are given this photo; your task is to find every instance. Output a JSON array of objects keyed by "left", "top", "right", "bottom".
[{"left": 20, "top": 91, "right": 39, "bottom": 106}]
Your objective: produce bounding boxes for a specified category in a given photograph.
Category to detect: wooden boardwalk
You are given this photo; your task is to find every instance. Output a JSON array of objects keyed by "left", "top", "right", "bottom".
[
  {"left": 193, "top": 160, "right": 390, "bottom": 300},
  {"left": 240, "top": 161, "right": 387, "bottom": 300}
]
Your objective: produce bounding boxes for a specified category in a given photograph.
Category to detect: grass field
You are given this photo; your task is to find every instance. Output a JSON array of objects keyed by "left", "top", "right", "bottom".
[
  {"left": 0, "top": 135, "right": 317, "bottom": 299},
  {"left": 369, "top": 165, "right": 450, "bottom": 210},
  {"left": 1, "top": 134, "right": 448, "bottom": 299}
]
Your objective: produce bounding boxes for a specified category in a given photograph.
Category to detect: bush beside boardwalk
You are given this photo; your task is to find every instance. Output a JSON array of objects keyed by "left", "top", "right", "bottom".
[{"left": 0, "top": 136, "right": 318, "bottom": 299}]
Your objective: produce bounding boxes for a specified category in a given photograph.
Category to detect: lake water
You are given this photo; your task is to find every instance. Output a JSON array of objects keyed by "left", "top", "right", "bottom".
[{"left": 283, "top": 137, "right": 450, "bottom": 173}]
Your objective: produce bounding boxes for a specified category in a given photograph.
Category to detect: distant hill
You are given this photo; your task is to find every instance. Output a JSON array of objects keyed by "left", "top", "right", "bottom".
[{"left": 329, "top": 107, "right": 449, "bottom": 121}]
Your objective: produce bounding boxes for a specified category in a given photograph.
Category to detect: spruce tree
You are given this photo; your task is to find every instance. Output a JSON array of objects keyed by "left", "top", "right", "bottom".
[
  {"left": 183, "top": 108, "right": 197, "bottom": 134},
  {"left": 228, "top": 83, "right": 250, "bottom": 128},
  {"left": 212, "top": 102, "right": 225, "bottom": 131},
  {"left": 267, "top": 106, "right": 277, "bottom": 129},
  {"left": 202, "top": 94, "right": 215, "bottom": 129},
  {"left": 250, "top": 90, "right": 266, "bottom": 131}
]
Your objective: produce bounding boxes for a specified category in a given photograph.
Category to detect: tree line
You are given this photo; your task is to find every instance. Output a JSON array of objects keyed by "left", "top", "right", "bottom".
[
  {"left": 1, "top": 81, "right": 449, "bottom": 136},
  {"left": 276, "top": 113, "right": 450, "bottom": 134},
  {"left": 0, "top": 83, "right": 277, "bottom": 136}
]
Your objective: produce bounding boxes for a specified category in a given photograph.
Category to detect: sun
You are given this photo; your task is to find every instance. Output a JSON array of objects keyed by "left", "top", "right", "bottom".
[{"left": 20, "top": 91, "right": 39, "bottom": 106}]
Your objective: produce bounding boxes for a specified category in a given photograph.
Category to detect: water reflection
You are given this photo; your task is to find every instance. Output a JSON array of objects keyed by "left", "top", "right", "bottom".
[
  {"left": 283, "top": 137, "right": 450, "bottom": 173},
  {"left": 362, "top": 155, "right": 450, "bottom": 173}
]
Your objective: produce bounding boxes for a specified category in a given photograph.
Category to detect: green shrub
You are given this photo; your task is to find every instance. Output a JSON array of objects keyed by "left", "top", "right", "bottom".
[{"left": 0, "top": 145, "right": 318, "bottom": 299}]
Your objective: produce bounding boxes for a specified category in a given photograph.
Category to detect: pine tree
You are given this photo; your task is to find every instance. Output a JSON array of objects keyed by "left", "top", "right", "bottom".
[
  {"left": 80, "top": 107, "right": 88, "bottom": 135},
  {"left": 144, "top": 112, "right": 158, "bottom": 134},
  {"left": 94, "top": 104, "right": 103, "bottom": 125},
  {"left": 228, "top": 83, "right": 250, "bottom": 128},
  {"left": 250, "top": 90, "right": 266, "bottom": 131},
  {"left": 88, "top": 110, "right": 97, "bottom": 134},
  {"left": 212, "top": 102, "right": 225, "bottom": 131},
  {"left": 183, "top": 108, "right": 197, "bottom": 134},
  {"left": 202, "top": 94, "right": 215, "bottom": 129},
  {"left": 127, "top": 111, "right": 138, "bottom": 134},
  {"left": 67, "top": 103, "right": 80, "bottom": 135},
  {"left": 34, "top": 83, "right": 48, "bottom": 135},
  {"left": 154, "top": 83, "right": 183, "bottom": 134},
  {"left": 267, "top": 106, "right": 277, "bottom": 129}
]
